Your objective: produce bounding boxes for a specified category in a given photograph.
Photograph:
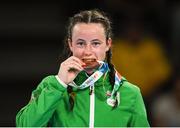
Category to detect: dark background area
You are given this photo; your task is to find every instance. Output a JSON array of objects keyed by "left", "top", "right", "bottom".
[{"left": 0, "top": 0, "right": 180, "bottom": 126}]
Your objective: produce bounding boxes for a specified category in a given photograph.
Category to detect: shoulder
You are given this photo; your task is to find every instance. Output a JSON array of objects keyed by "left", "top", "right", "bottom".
[
  {"left": 119, "top": 77, "right": 147, "bottom": 112},
  {"left": 36, "top": 75, "right": 59, "bottom": 89},
  {"left": 120, "top": 77, "right": 141, "bottom": 96}
]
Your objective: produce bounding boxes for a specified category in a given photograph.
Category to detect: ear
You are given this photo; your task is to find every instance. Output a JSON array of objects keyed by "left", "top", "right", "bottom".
[
  {"left": 106, "top": 38, "right": 112, "bottom": 51},
  {"left": 68, "top": 38, "right": 73, "bottom": 52}
]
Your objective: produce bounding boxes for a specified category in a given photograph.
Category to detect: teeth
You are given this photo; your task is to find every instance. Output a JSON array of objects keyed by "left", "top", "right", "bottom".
[{"left": 82, "top": 58, "right": 96, "bottom": 62}]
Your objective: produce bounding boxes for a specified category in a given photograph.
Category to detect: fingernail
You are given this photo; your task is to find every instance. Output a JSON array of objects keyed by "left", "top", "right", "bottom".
[{"left": 82, "top": 64, "right": 86, "bottom": 68}]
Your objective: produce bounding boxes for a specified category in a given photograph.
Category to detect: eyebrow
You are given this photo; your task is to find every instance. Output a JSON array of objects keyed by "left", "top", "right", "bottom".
[
  {"left": 76, "top": 39, "right": 85, "bottom": 42},
  {"left": 91, "top": 39, "right": 103, "bottom": 43},
  {"left": 91, "top": 39, "right": 100, "bottom": 41},
  {"left": 75, "top": 39, "right": 102, "bottom": 42}
]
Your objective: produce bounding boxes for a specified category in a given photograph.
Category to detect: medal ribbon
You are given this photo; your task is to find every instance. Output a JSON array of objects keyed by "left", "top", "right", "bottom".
[{"left": 69, "top": 61, "right": 122, "bottom": 94}]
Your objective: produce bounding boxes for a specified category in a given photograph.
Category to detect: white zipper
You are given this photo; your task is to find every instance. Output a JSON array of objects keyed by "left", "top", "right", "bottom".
[{"left": 89, "top": 85, "right": 95, "bottom": 128}]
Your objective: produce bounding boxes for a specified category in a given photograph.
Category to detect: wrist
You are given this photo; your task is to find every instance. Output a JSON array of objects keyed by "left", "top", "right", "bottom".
[{"left": 55, "top": 75, "right": 68, "bottom": 88}]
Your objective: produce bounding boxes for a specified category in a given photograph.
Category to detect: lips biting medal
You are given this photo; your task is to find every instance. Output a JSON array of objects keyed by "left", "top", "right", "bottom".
[{"left": 82, "top": 58, "right": 100, "bottom": 70}]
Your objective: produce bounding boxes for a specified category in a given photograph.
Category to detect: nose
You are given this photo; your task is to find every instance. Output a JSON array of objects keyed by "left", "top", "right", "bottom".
[{"left": 84, "top": 44, "right": 93, "bottom": 56}]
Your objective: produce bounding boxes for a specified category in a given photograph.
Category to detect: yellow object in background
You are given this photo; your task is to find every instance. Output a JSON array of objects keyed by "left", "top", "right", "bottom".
[{"left": 112, "top": 37, "right": 172, "bottom": 97}]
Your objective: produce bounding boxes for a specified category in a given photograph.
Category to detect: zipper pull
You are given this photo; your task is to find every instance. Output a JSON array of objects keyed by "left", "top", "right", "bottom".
[{"left": 89, "top": 85, "right": 94, "bottom": 95}]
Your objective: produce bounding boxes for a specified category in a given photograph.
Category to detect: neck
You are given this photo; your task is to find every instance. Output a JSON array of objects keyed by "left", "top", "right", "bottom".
[{"left": 84, "top": 68, "right": 95, "bottom": 76}]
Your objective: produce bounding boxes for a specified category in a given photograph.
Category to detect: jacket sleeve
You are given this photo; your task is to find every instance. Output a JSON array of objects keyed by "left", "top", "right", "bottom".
[
  {"left": 130, "top": 88, "right": 150, "bottom": 127},
  {"left": 16, "top": 75, "right": 67, "bottom": 127}
]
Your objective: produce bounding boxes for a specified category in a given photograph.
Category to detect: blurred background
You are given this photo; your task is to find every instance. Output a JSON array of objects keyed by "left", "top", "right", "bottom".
[{"left": 0, "top": 0, "right": 180, "bottom": 126}]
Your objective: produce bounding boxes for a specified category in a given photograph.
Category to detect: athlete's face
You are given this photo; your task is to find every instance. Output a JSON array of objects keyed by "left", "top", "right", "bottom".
[{"left": 68, "top": 23, "right": 112, "bottom": 62}]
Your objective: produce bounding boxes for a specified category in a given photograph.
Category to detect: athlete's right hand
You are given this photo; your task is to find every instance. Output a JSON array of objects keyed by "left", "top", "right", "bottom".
[{"left": 57, "top": 56, "right": 85, "bottom": 85}]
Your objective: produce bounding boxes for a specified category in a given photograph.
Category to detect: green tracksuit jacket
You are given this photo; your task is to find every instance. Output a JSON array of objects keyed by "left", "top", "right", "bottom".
[{"left": 16, "top": 71, "right": 149, "bottom": 127}]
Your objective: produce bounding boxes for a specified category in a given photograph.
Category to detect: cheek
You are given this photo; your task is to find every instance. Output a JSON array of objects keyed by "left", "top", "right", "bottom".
[
  {"left": 95, "top": 49, "right": 107, "bottom": 60},
  {"left": 72, "top": 48, "right": 83, "bottom": 57}
]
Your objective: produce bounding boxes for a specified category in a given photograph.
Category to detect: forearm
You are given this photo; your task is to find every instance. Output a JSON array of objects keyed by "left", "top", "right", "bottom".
[{"left": 16, "top": 75, "right": 67, "bottom": 127}]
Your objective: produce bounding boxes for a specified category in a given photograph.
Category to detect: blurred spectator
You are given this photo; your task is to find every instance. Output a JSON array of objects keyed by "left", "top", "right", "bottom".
[
  {"left": 151, "top": 74, "right": 180, "bottom": 126},
  {"left": 112, "top": 21, "right": 172, "bottom": 97}
]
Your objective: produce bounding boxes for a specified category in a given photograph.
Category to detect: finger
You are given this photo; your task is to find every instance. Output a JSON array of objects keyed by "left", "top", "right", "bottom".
[
  {"left": 66, "top": 60, "right": 84, "bottom": 70},
  {"left": 69, "top": 56, "right": 86, "bottom": 65},
  {"left": 65, "top": 57, "right": 85, "bottom": 69},
  {"left": 66, "top": 62, "right": 84, "bottom": 72}
]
